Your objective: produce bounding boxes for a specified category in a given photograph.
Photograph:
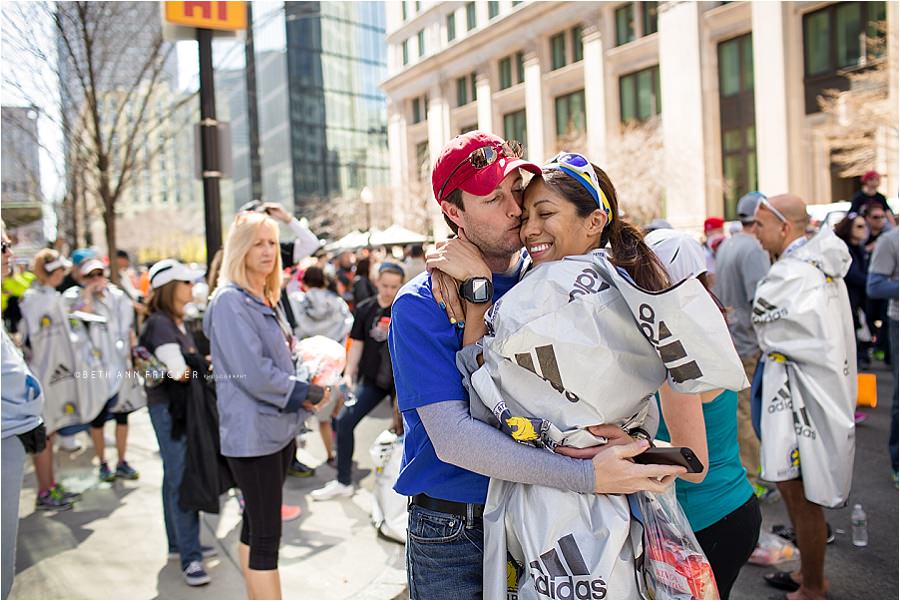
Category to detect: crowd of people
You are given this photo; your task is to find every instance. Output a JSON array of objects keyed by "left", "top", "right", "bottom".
[
  {"left": 0, "top": 128, "right": 897, "bottom": 601},
  {"left": 0, "top": 206, "right": 425, "bottom": 597}
]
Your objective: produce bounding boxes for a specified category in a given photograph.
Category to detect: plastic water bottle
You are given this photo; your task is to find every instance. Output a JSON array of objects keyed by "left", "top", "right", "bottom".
[{"left": 851, "top": 503, "right": 868, "bottom": 547}]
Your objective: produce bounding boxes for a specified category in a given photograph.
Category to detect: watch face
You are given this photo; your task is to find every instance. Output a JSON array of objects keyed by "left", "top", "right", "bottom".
[{"left": 472, "top": 279, "right": 489, "bottom": 302}]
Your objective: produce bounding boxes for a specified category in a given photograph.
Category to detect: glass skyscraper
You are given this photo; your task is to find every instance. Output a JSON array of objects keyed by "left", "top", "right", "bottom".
[{"left": 226, "top": 1, "right": 389, "bottom": 234}]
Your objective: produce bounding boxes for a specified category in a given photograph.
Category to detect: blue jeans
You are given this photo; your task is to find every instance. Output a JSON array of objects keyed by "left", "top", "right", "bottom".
[
  {"left": 406, "top": 504, "right": 484, "bottom": 600},
  {"left": 148, "top": 401, "right": 201, "bottom": 569},
  {"left": 889, "top": 318, "right": 898, "bottom": 473},
  {"left": 335, "top": 378, "right": 390, "bottom": 485}
]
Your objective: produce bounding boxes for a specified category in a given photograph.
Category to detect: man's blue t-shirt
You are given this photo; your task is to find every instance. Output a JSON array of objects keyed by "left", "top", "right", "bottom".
[{"left": 389, "top": 258, "right": 524, "bottom": 504}]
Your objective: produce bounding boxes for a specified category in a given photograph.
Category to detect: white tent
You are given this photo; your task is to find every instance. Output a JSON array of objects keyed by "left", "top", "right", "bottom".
[
  {"left": 369, "top": 225, "right": 427, "bottom": 247},
  {"left": 324, "top": 230, "right": 372, "bottom": 252}
]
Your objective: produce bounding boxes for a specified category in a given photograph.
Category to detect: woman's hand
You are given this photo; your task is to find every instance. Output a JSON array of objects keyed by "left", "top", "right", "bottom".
[
  {"left": 431, "top": 269, "right": 467, "bottom": 326},
  {"left": 425, "top": 232, "right": 491, "bottom": 283},
  {"left": 554, "top": 424, "right": 634, "bottom": 459},
  {"left": 591, "top": 439, "right": 685, "bottom": 494}
]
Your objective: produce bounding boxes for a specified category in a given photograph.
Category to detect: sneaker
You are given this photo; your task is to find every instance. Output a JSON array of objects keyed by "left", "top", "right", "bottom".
[
  {"left": 752, "top": 483, "right": 781, "bottom": 503},
  {"left": 52, "top": 483, "right": 81, "bottom": 503},
  {"left": 772, "top": 523, "right": 834, "bottom": 545},
  {"left": 98, "top": 462, "right": 115, "bottom": 482},
  {"left": 873, "top": 349, "right": 886, "bottom": 362},
  {"left": 58, "top": 435, "right": 82, "bottom": 453},
  {"left": 115, "top": 461, "right": 140, "bottom": 480},
  {"left": 854, "top": 410, "right": 868, "bottom": 425},
  {"left": 168, "top": 545, "right": 218, "bottom": 561},
  {"left": 35, "top": 489, "right": 73, "bottom": 512},
  {"left": 281, "top": 504, "right": 302, "bottom": 521},
  {"left": 892, "top": 471, "right": 899, "bottom": 489},
  {"left": 310, "top": 480, "right": 353, "bottom": 501},
  {"left": 182, "top": 561, "right": 211, "bottom": 586},
  {"left": 287, "top": 458, "right": 315, "bottom": 478}
]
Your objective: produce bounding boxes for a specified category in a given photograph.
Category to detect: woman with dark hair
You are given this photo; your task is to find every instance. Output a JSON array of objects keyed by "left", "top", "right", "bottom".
[
  {"left": 351, "top": 256, "right": 377, "bottom": 307},
  {"left": 427, "top": 152, "right": 745, "bottom": 598},
  {"left": 645, "top": 229, "right": 761, "bottom": 598},
  {"left": 834, "top": 213, "right": 871, "bottom": 369},
  {"left": 140, "top": 259, "right": 215, "bottom": 587}
]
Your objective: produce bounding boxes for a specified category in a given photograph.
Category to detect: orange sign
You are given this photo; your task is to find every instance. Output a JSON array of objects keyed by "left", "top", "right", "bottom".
[{"left": 164, "top": 2, "right": 246, "bottom": 31}]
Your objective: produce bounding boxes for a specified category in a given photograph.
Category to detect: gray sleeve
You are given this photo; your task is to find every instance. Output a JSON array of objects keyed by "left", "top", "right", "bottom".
[
  {"left": 417, "top": 400, "right": 595, "bottom": 494},
  {"left": 742, "top": 246, "right": 771, "bottom": 303}
]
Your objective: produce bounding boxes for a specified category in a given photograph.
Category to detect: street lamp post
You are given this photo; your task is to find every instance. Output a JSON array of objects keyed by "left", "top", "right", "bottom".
[{"left": 361, "top": 186, "right": 373, "bottom": 233}]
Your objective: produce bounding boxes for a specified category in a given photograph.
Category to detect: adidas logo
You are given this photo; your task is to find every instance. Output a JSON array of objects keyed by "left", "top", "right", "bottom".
[
  {"left": 637, "top": 303, "right": 703, "bottom": 384},
  {"left": 514, "top": 345, "right": 580, "bottom": 403},
  {"left": 528, "top": 533, "right": 608, "bottom": 599},
  {"left": 752, "top": 297, "right": 787, "bottom": 324},
  {"left": 50, "top": 364, "right": 74, "bottom": 385}
]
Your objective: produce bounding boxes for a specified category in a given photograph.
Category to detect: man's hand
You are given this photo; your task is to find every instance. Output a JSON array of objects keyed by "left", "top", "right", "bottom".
[
  {"left": 303, "top": 386, "right": 330, "bottom": 413},
  {"left": 431, "top": 269, "right": 467, "bottom": 325},
  {"left": 591, "top": 439, "right": 685, "bottom": 494},
  {"left": 425, "top": 232, "right": 491, "bottom": 283},
  {"left": 261, "top": 202, "right": 293, "bottom": 224}
]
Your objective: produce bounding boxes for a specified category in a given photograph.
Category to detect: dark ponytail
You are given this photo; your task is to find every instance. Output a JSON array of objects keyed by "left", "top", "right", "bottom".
[{"left": 532, "top": 162, "right": 670, "bottom": 291}]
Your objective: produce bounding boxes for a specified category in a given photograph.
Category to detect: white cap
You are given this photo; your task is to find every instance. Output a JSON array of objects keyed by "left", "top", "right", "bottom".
[
  {"left": 644, "top": 229, "right": 708, "bottom": 283},
  {"left": 149, "top": 259, "right": 205, "bottom": 290},
  {"left": 44, "top": 256, "right": 72, "bottom": 272},
  {"left": 79, "top": 258, "right": 106, "bottom": 276}
]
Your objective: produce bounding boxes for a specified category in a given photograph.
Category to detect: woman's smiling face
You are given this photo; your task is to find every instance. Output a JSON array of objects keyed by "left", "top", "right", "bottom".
[{"left": 520, "top": 178, "right": 606, "bottom": 264}]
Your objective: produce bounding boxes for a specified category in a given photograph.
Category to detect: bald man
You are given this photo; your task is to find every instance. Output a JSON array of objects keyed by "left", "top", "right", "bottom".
[{"left": 751, "top": 194, "right": 857, "bottom": 600}]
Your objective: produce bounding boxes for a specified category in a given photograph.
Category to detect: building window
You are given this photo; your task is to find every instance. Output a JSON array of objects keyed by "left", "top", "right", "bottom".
[
  {"left": 402, "top": 39, "right": 409, "bottom": 65},
  {"left": 417, "top": 29, "right": 425, "bottom": 57},
  {"left": 550, "top": 32, "right": 567, "bottom": 70},
  {"left": 447, "top": 12, "right": 456, "bottom": 42},
  {"left": 412, "top": 97, "right": 422, "bottom": 123},
  {"left": 488, "top": 0, "right": 499, "bottom": 19},
  {"left": 466, "top": 2, "right": 476, "bottom": 30},
  {"left": 415, "top": 0, "right": 420, "bottom": 13},
  {"left": 503, "top": 109, "right": 527, "bottom": 145},
  {"left": 459, "top": 123, "right": 478, "bottom": 134},
  {"left": 515, "top": 51, "right": 525, "bottom": 83},
  {"left": 499, "top": 57, "right": 512, "bottom": 89},
  {"left": 572, "top": 25, "right": 584, "bottom": 62},
  {"left": 802, "top": 1, "right": 886, "bottom": 113},
  {"left": 456, "top": 76, "right": 468, "bottom": 107},
  {"left": 402, "top": 1, "right": 407, "bottom": 21},
  {"left": 555, "top": 89, "right": 586, "bottom": 137},
  {"left": 471, "top": 72, "right": 478, "bottom": 101},
  {"left": 415, "top": 141, "right": 429, "bottom": 181},
  {"left": 512, "top": 0, "right": 522, "bottom": 5},
  {"left": 619, "top": 65, "right": 661, "bottom": 123},
  {"left": 718, "top": 34, "right": 757, "bottom": 218},
  {"left": 615, "top": 4, "right": 635, "bottom": 46},
  {"left": 642, "top": 2, "right": 658, "bottom": 35}
]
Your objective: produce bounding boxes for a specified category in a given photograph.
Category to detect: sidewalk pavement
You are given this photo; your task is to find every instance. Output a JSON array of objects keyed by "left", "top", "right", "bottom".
[
  {"left": 11, "top": 364, "right": 898, "bottom": 599},
  {"left": 9, "top": 398, "right": 407, "bottom": 600}
]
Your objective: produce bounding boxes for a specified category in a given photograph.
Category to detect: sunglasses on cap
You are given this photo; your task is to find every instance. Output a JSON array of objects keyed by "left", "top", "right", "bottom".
[
  {"left": 84, "top": 270, "right": 105, "bottom": 279},
  {"left": 757, "top": 196, "right": 787, "bottom": 224},
  {"left": 545, "top": 152, "right": 612, "bottom": 220},
  {"left": 438, "top": 140, "right": 524, "bottom": 201}
]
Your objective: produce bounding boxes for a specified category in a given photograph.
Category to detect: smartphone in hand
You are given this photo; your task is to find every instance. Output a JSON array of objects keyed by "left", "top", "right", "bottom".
[{"left": 632, "top": 446, "right": 704, "bottom": 473}]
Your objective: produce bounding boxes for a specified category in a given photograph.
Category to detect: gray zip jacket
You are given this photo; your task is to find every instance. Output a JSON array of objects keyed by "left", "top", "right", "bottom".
[{"left": 203, "top": 283, "right": 311, "bottom": 457}]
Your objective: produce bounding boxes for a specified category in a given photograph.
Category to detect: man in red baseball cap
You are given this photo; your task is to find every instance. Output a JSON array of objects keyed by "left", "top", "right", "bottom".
[
  {"left": 850, "top": 170, "right": 895, "bottom": 227},
  {"left": 430, "top": 131, "right": 542, "bottom": 268},
  {"left": 388, "top": 131, "right": 559, "bottom": 599}
]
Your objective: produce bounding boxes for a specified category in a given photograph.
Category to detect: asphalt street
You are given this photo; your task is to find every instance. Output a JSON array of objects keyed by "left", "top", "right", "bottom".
[{"left": 731, "top": 361, "right": 899, "bottom": 600}]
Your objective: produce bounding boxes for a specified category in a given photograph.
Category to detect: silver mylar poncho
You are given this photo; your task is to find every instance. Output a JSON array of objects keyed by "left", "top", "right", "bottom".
[
  {"left": 470, "top": 250, "right": 747, "bottom": 600},
  {"left": 19, "top": 285, "right": 108, "bottom": 432},
  {"left": 753, "top": 227, "right": 856, "bottom": 508}
]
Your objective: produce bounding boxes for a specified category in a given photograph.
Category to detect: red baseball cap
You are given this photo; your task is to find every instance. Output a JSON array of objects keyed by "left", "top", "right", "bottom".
[
  {"left": 704, "top": 217, "right": 725, "bottom": 233},
  {"left": 862, "top": 170, "right": 880, "bottom": 183},
  {"left": 431, "top": 131, "right": 541, "bottom": 203}
]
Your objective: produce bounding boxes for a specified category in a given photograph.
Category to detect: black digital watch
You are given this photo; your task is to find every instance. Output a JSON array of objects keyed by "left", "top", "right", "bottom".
[{"left": 459, "top": 277, "right": 493, "bottom": 304}]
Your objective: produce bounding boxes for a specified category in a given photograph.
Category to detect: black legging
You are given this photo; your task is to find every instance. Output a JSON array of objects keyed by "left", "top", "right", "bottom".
[
  {"left": 227, "top": 441, "right": 295, "bottom": 570},
  {"left": 694, "top": 494, "right": 761, "bottom": 599}
]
